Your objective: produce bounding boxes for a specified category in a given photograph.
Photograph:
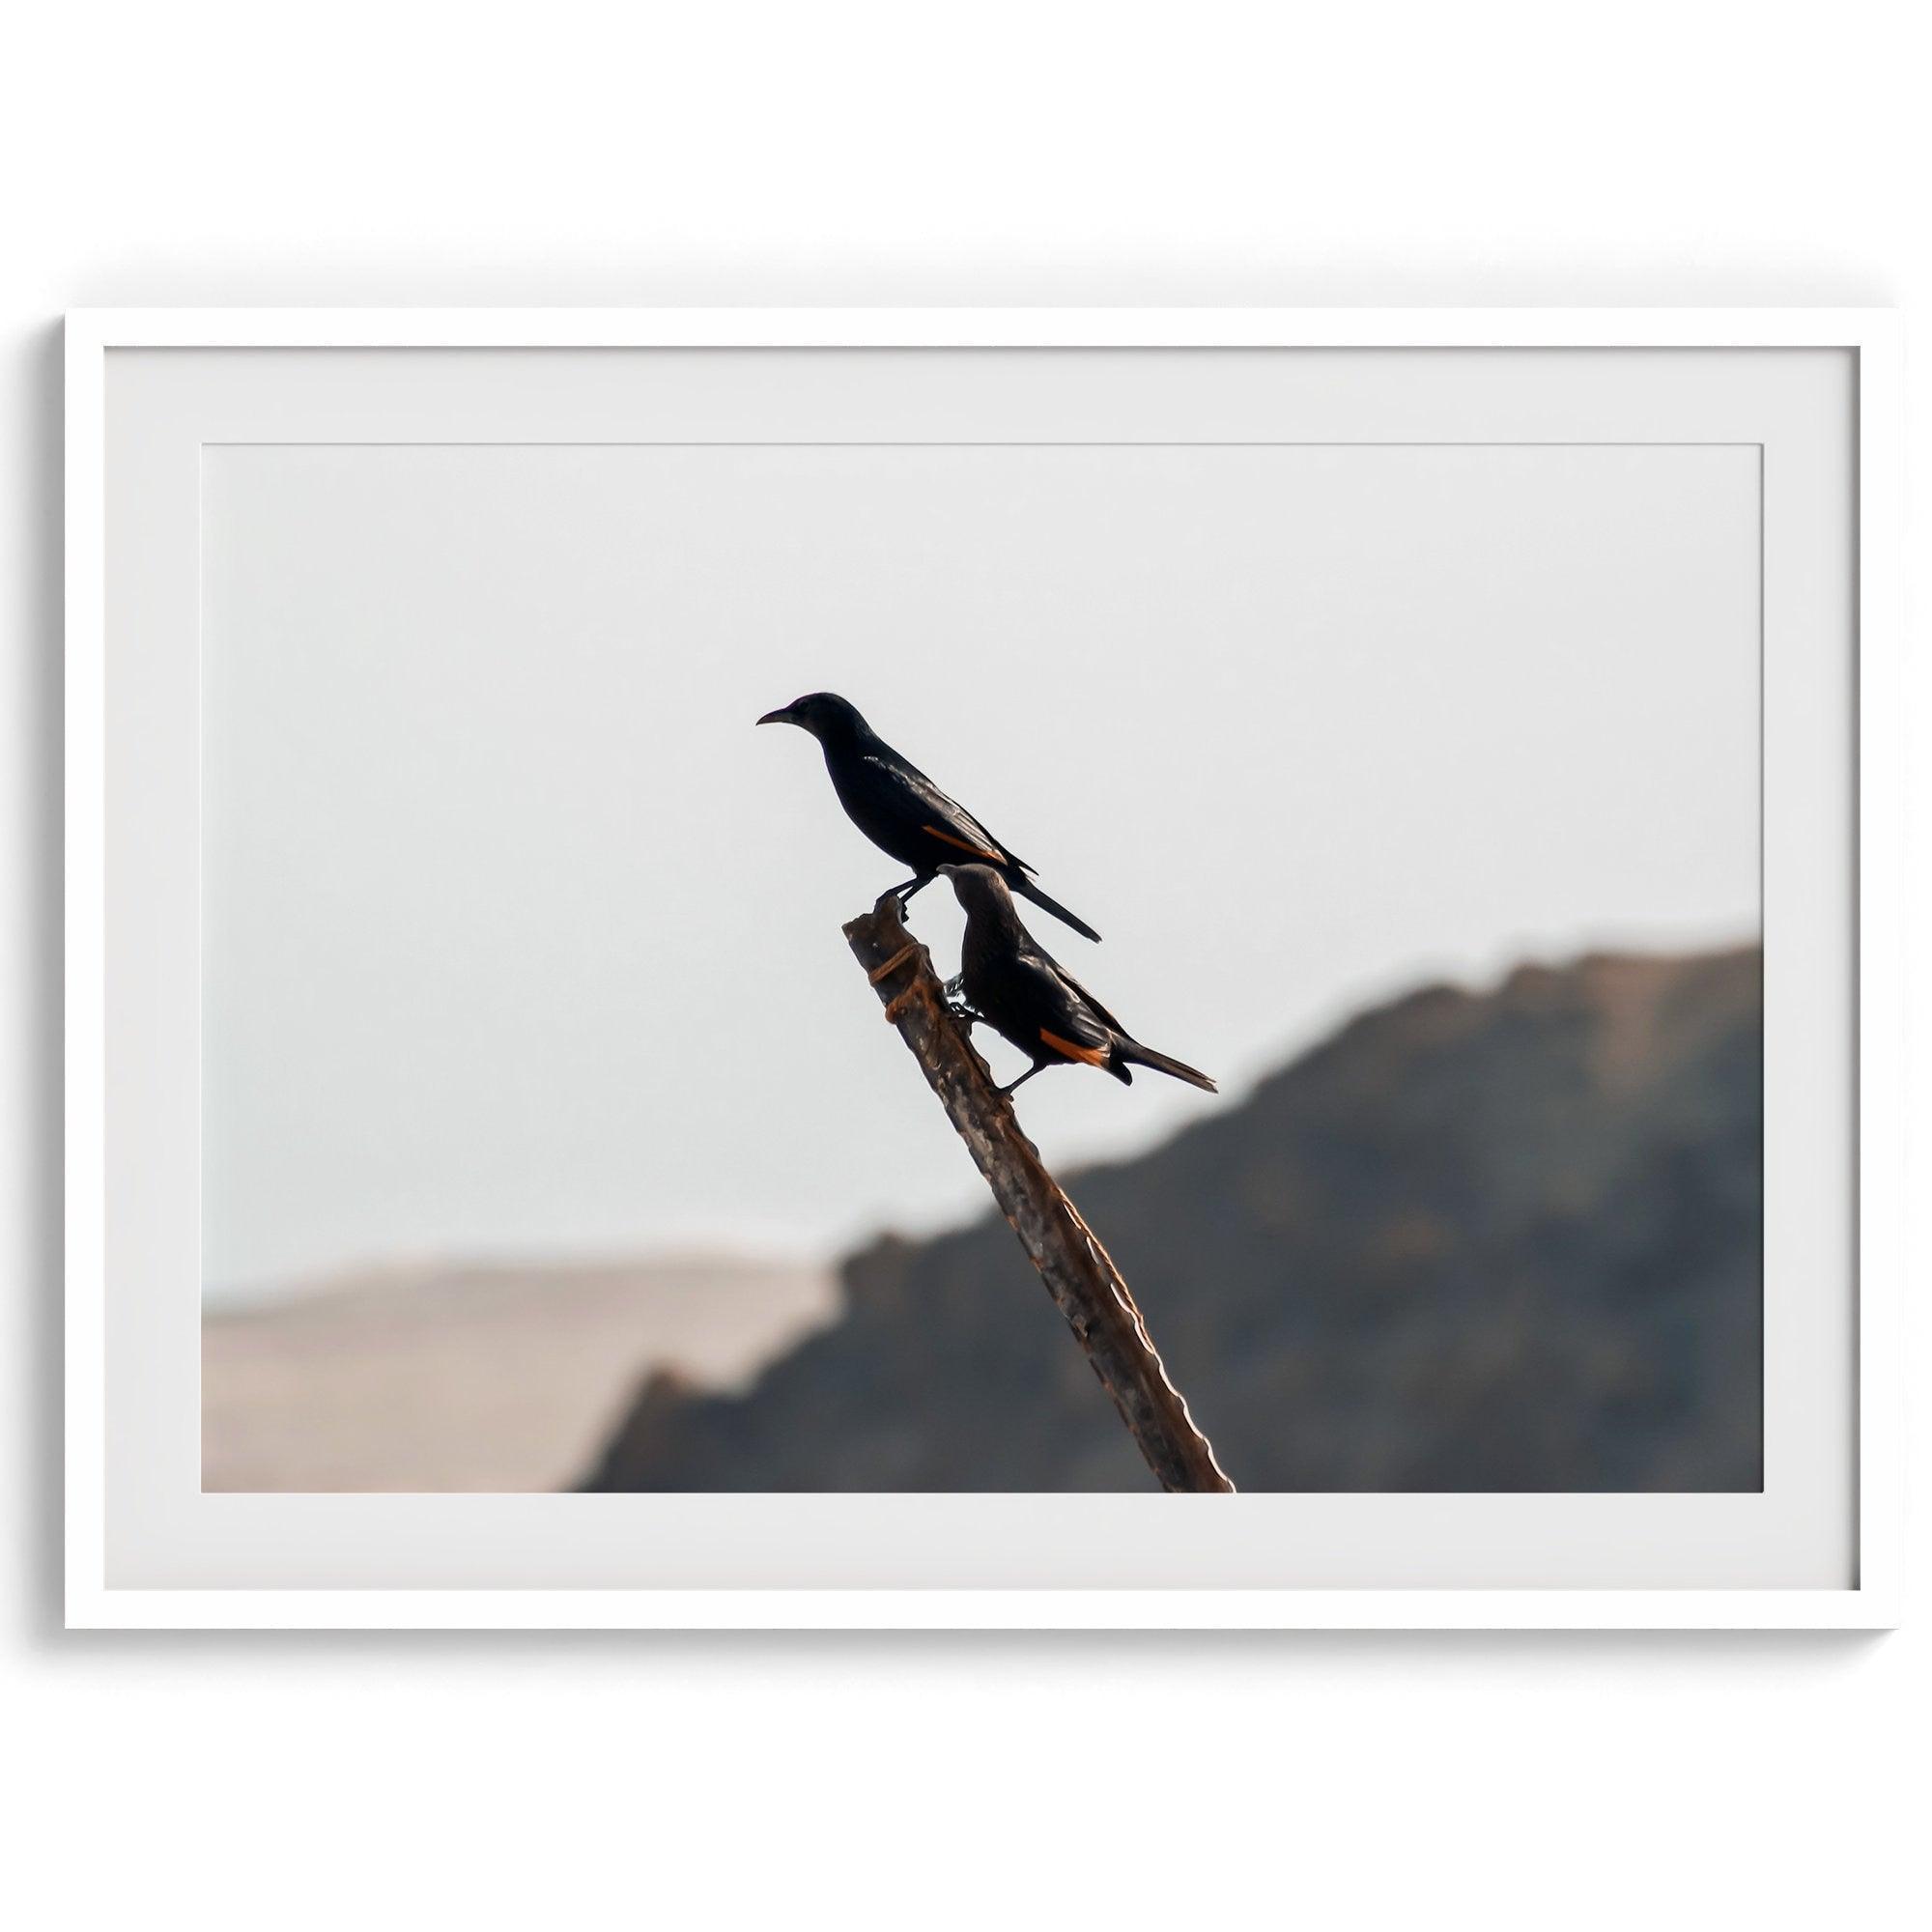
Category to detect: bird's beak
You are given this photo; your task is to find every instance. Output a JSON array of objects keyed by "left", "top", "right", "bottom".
[
  {"left": 755, "top": 706, "right": 795, "bottom": 727},
  {"left": 936, "top": 865, "right": 958, "bottom": 878}
]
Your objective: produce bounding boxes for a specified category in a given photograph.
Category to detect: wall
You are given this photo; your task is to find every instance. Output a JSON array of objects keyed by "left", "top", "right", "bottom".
[{"left": 4, "top": 5, "right": 1922, "bottom": 1926}]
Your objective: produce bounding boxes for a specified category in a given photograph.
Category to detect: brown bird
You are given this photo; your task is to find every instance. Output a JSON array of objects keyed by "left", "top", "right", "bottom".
[{"left": 941, "top": 864, "right": 1216, "bottom": 1097}]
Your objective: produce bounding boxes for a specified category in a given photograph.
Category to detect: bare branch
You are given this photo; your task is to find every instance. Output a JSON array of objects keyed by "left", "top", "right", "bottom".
[{"left": 843, "top": 893, "right": 1236, "bottom": 1494}]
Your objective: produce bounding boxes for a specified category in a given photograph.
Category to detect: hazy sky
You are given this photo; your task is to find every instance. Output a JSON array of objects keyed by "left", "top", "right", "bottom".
[{"left": 202, "top": 441, "right": 1758, "bottom": 1296}]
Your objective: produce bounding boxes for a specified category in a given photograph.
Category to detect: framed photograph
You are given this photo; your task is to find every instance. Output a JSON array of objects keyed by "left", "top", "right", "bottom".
[{"left": 66, "top": 308, "right": 1902, "bottom": 1630}]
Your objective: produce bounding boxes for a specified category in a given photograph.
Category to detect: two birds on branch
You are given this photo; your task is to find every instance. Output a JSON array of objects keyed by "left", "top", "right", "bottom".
[{"left": 757, "top": 692, "right": 1217, "bottom": 1101}]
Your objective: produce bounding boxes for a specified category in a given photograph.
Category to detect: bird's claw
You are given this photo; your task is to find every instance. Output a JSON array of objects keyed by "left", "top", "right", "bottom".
[{"left": 941, "top": 973, "right": 978, "bottom": 1027}]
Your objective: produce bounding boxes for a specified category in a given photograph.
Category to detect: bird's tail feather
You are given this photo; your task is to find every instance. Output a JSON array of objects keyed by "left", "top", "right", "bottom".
[
  {"left": 1009, "top": 874, "right": 1102, "bottom": 943},
  {"left": 1119, "top": 1039, "right": 1217, "bottom": 1093}
]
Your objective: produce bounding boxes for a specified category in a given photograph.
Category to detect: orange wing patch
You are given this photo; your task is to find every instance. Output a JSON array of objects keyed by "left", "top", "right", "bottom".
[
  {"left": 924, "top": 824, "right": 1004, "bottom": 863},
  {"left": 1039, "top": 1029, "right": 1110, "bottom": 1068}
]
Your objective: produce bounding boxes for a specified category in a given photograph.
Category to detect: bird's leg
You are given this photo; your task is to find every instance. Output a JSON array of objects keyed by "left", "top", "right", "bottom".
[
  {"left": 887, "top": 874, "right": 932, "bottom": 912},
  {"left": 998, "top": 1065, "right": 1045, "bottom": 1098}
]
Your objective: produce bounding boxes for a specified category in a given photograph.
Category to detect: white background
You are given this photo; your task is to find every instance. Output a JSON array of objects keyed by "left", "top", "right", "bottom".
[
  {"left": 203, "top": 438, "right": 1757, "bottom": 1293},
  {"left": 4, "top": 5, "right": 1924, "bottom": 1930}
]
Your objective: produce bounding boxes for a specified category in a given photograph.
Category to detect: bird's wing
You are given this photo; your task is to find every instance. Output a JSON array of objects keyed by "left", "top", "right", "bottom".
[
  {"left": 873, "top": 752, "right": 1037, "bottom": 875},
  {"left": 1000, "top": 952, "right": 1114, "bottom": 1067},
  {"left": 1018, "top": 944, "right": 1124, "bottom": 1046}
]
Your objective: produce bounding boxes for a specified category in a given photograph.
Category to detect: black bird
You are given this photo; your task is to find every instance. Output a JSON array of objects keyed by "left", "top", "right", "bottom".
[
  {"left": 755, "top": 692, "right": 1102, "bottom": 942},
  {"left": 941, "top": 864, "right": 1216, "bottom": 1097}
]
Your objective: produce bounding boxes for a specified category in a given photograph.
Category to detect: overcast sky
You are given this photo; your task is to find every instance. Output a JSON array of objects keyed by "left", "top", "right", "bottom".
[{"left": 202, "top": 441, "right": 1758, "bottom": 1298}]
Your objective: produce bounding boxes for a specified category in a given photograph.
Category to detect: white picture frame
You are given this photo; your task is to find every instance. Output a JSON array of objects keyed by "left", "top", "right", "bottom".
[{"left": 66, "top": 308, "right": 1905, "bottom": 1631}]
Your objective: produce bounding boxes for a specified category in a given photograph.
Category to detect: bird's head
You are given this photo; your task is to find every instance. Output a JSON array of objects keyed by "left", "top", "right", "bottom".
[
  {"left": 938, "top": 863, "right": 1013, "bottom": 919},
  {"left": 755, "top": 691, "right": 865, "bottom": 741}
]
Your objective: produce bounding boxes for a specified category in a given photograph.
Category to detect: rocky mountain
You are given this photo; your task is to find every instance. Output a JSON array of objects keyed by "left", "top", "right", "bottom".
[{"left": 582, "top": 947, "right": 1762, "bottom": 1492}]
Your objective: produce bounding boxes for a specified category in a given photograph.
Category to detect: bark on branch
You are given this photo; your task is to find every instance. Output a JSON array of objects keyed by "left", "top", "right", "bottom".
[{"left": 843, "top": 893, "right": 1236, "bottom": 1494}]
